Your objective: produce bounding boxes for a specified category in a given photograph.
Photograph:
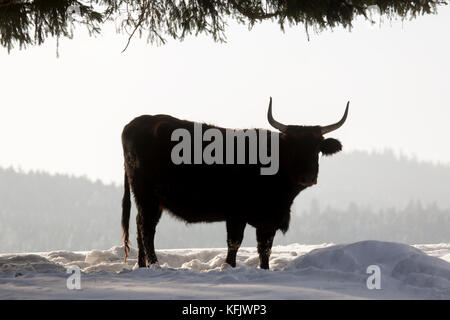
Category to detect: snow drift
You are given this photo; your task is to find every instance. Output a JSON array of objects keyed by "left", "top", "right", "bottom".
[{"left": 1, "top": 241, "right": 449, "bottom": 299}]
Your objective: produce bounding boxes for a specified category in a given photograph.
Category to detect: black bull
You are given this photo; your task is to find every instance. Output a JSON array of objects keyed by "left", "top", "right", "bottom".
[{"left": 121, "top": 98, "right": 349, "bottom": 269}]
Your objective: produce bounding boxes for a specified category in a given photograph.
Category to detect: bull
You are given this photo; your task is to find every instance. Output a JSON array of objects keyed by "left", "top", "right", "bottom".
[{"left": 121, "top": 98, "right": 348, "bottom": 269}]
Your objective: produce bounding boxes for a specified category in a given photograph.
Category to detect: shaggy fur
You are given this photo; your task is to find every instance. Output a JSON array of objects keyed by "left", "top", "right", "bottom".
[{"left": 121, "top": 115, "right": 343, "bottom": 269}]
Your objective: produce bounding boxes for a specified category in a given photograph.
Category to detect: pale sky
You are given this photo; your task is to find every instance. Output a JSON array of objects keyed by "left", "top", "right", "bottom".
[{"left": 1, "top": 7, "right": 449, "bottom": 185}]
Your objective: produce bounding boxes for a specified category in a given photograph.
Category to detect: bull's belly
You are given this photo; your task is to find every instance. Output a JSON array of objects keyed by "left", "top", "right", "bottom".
[
  {"left": 161, "top": 201, "right": 230, "bottom": 223},
  {"left": 157, "top": 192, "right": 236, "bottom": 223},
  {"left": 150, "top": 180, "right": 284, "bottom": 226},
  {"left": 163, "top": 207, "right": 227, "bottom": 223}
]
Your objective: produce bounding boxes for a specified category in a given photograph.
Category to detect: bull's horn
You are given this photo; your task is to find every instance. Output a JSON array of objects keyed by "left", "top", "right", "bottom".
[
  {"left": 321, "top": 101, "right": 349, "bottom": 135},
  {"left": 267, "top": 97, "right": 287, "bottom": 132}
]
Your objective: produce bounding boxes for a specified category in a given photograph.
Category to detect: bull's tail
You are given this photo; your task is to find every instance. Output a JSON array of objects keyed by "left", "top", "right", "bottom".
[{"left": 122, "top": 171, "right": 131, "bottom": 263}]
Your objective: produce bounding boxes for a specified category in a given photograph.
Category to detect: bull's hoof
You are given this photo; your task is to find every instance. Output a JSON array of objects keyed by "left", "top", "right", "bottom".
[
  {"left": 224, "top": 260, "right": 236, "bottom": 268},
  {"left": 220, "top": 263, "right": 233, "bottom": 270},
  {"left": 148, "top": 262, "right": 161, "bottom": 269}
]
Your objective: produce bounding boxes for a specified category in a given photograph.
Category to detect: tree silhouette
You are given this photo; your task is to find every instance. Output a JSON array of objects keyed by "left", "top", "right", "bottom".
[{"left": 0, "top": 0, "right": 446, "bottom": 53}]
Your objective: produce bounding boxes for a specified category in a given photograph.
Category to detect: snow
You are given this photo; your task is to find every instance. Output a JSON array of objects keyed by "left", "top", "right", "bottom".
[{"left": 1, "top": 241, "right": 449, "bottom": 299}]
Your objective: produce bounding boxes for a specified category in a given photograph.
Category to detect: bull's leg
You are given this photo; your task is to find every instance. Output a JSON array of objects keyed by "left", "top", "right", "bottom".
[
  {"left": 256, "top": 228, "right": 276, "bottom": 270},
  {"left": 135, "top": 198, "right": 162, "bottom": 267},
  {"left": 225, "top": 220, "right": 246, "bottom": 267},
  {"left": 136, "top": 213, "right": 146, "bottom": 267}
]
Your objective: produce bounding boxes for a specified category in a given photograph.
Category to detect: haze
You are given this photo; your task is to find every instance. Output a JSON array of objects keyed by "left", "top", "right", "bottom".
[{"left": 0, "top": 8, "right": 449, "bottom": 185}]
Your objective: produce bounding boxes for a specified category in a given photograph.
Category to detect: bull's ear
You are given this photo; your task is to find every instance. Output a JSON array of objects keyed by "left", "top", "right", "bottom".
[{"left": 320, "top": 138, "right": 342, "bottom": 156}]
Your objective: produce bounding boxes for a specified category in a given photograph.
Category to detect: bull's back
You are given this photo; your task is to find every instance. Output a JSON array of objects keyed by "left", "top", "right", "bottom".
[{"left": 122, "top": 114, "right": 287, "bottom": 224}]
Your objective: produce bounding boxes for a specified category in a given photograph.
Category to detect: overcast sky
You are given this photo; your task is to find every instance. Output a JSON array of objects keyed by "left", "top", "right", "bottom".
[{"left": 0, "top": 7, "right": 449, "bottom": 185}]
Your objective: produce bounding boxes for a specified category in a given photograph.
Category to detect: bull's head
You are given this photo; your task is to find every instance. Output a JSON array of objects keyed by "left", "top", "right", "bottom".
[{"left": 267, "top": 97, "right": 348, "bottom": 187}]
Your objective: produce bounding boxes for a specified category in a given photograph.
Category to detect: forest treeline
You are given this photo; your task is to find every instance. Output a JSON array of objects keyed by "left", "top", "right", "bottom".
[{"left": 1, "top": 149, "right": 449, "bottom": 253}]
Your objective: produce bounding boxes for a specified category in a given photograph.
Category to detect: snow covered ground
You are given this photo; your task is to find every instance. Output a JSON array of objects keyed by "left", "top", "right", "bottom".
[{"left": 1, "top": 240, "right": 449, "bottom": 299}]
